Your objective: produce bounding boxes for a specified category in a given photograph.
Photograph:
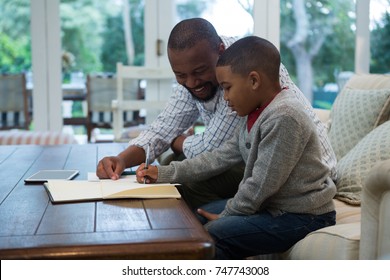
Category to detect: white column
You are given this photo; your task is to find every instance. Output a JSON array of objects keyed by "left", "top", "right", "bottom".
[
  {"left": 355, "top": 0, "right": 371, "bottom": 74},
  {"left": 145, "top": 0, "right": 175, "bottom": 68},
  {"left": 30, "top": 0, "right": 62, "bottom": 131},
  {"left": 253, "top": 0, "right": 280, "bottom": 50},
  {"left": 144, "top": 0, "right": 175, "bottom": 124}
]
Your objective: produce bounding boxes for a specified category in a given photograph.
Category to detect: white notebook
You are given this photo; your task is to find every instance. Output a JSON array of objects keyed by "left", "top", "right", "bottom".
[{"left": 44, "top": 173, "right": 180, "bottom": 203}]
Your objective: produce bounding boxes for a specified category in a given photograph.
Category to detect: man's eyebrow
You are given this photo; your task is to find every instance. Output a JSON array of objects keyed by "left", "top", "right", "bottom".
[{"left": 190, "top": 65, "right": 208, "bottom": 74}]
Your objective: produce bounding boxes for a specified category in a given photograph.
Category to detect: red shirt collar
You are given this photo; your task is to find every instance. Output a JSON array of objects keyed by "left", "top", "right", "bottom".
[{"left": 247, "top": 87, "right": 287, "bottom": 132}]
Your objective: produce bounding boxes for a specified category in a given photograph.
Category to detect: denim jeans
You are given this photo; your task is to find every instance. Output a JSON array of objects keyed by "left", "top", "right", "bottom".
[{"left": 197, "top": 199, "right": 336, "bottom": 259}]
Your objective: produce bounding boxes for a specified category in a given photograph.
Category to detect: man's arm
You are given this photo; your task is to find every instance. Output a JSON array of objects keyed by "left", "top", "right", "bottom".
[
  {"left": 117, "top": 145, "right": 146, "bottom": 167},
  {"left": 129, "top": 86, "right": 200, "bottom": 161}
]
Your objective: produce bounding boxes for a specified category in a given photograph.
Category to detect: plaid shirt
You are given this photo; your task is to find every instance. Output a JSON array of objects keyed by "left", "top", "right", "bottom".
[{"left": 129, "top": 36, "right": 337, "bottom": 180}]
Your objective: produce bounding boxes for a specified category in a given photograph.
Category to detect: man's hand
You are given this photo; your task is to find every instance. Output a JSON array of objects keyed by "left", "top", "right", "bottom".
[
  {"left": 96, "top": 145, "right": 150, "bottom": 180},
  {"left": 96, "top": 156, "right": 126, "bottom": 180},
  {"left": 197, "top": 208, "right": 220, "bottom": 221},
  {"left": 136, "top": 164, "right": 158, "bottom": 183}
]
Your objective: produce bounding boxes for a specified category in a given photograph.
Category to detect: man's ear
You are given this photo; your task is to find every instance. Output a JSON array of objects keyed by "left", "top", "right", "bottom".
[
  {"left": 218, "top": 43, "right": 225, "bottom": 55},
  {"left": 249, "top": 71, "right": 261, "bottom": 89}
]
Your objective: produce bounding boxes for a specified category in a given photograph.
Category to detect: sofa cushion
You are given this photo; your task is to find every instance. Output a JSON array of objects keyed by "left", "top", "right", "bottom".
[
  {"left": 328, "top": 88, "right": 390, "bottom": 160},
  {"left": 344, "top": 73, "right": 390, "bottom": 90},
  {"left": 335, "top": 121, "right": 390, "bottom": 205},
  {"left": 333, "top": 199, "right": 361, "bottom": 224},
  {"left": 282, "top": 223, "right": 360, "bottom": 260}
]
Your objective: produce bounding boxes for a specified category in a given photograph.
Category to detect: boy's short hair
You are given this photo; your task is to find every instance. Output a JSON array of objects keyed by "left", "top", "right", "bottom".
[{"left": 217, "top": 36, "right": 280, "bottom": 82}]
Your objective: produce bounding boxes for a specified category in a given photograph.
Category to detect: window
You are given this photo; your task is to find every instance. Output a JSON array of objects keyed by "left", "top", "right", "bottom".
[
  {"left": 2, "top": 0, "right": 380, "bottom": 134},
  {"left": 193, "top": 0, "right": 253, "bottom": 37},
  {"left": 0, "top": 0, "right": 31, "bottom": 74},
  {"left": 60, "top": 0, "right": 145, "bottom": 76},
  {"left": 280, "top": 0, "right": 356, "bottom": 109},
  {"left": 370, "top": 0, "right": 390, "bottom": 74}
]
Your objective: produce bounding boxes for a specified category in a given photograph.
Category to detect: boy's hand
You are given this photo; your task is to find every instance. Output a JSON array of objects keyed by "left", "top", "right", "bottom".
[
  {"left": 136, "top": 164, "right": 158, "bottom": 183},
  {"left": 197, "top": 208, "right": 220, "bottom": 221}
]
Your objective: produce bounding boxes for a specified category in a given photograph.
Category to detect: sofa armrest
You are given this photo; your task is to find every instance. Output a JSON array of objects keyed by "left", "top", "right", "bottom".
[
  {"left": 360, "top": 159, "right": 390, "bottom": 259},
  {"left": 313, "top": 108, "right": 330, "bottom": 123},
  {"left": 313, "top": 109, "right": 331, "bottom": 132}
]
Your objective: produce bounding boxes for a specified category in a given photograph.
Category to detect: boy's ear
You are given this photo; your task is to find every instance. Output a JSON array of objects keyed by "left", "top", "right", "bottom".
[{"left": 249, "top": 71, "right": 261, "bottom": 89}]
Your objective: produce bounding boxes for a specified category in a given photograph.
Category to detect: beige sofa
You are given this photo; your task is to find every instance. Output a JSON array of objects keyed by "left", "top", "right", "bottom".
[{"left": 274, "top": 74, "right": 390, "bottom": 260}]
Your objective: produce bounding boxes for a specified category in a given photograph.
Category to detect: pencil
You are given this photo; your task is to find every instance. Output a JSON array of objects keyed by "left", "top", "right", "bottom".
[{"left": 143, "top": 143, "right": 150, "bottom": 184}]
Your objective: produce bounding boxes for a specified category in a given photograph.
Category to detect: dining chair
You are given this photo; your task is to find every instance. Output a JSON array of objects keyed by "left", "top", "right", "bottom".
[
  {"left": 112, "top": 63, "right": 174, "bottom": 141},
  {"left": 0, "top": 73, "right": 31, "bottom": 130},
  {"left": 86, "top": 73, "right": 141, "bottom": 142}
]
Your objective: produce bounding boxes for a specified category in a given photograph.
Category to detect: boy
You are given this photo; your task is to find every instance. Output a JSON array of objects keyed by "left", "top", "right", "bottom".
[{"left": 136, "top": 36, "right": 336, "bottom": 259}]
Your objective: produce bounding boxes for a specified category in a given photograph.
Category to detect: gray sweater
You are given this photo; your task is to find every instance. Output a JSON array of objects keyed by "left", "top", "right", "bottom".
[{"left": 158, "top": 89, "right": 336, "bottom": 217}]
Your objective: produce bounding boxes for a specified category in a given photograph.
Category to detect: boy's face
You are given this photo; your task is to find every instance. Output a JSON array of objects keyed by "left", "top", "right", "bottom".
[
  {"left": 168, "top": 40, "right": 222, "bottom": 102},
  {"left": 216, "top": 65, "right": 258, "bottom": 116}
]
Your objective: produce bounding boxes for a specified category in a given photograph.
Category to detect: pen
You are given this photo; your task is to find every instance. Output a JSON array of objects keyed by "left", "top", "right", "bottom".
[
  {"left": 144, "top": 143, "right": 150, "bottom": 184},
  {"left": 121, "top": 170, "right": 136, "bottom": 176}
]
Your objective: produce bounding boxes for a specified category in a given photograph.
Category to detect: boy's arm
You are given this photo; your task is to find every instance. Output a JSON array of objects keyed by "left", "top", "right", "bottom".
[{"left": 157, "top": 124, "right": 244, "bottom": 183}]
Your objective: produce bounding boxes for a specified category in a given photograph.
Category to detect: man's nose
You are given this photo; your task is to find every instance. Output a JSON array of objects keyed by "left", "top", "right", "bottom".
[{"left": 184, "top": 76, "right": 199, "bottom": 89}]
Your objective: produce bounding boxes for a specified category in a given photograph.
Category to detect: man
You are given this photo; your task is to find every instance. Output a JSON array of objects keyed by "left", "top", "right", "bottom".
[{"left": 96, "top": 18, "right": 336, "bottom": 209}]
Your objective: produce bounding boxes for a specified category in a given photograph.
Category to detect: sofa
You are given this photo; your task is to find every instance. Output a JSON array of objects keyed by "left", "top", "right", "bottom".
[{"left": 268, "top": 73, "right": 390, "bottom": 260}]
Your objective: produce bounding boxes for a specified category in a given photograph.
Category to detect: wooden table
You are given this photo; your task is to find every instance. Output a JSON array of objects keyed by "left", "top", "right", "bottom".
[{"left": 0, "top": 144, "right": 214, "bottom": 259}]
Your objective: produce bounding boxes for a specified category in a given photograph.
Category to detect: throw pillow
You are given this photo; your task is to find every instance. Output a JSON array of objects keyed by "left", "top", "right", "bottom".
[
  {"left": 335, "top": 121, "right": 390, "bottom": 205},
  {"left": 328, "top": 88, "right": 390, "bottom": 160}
]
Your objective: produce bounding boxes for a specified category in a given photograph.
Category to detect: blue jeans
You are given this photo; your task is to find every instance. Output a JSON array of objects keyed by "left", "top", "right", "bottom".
[{"left": 197, "top": 199, "right": 336, "bottom": 259}]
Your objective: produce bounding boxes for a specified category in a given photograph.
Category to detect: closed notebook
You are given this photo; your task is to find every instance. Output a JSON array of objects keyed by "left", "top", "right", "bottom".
[{"left": 44, "top": 174, "right": 181, "bottom": 203}]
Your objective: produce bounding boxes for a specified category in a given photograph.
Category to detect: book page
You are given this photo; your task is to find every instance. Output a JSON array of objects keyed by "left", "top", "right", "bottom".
[
  {"left": 45, "top": 180, "right": 102, "bottom": 202},
  {"left": 44, "top": 175, "right": 180, "bottom": 203},
  {"left": 100, "top": 175, "right": 180, "bottom": 199}
]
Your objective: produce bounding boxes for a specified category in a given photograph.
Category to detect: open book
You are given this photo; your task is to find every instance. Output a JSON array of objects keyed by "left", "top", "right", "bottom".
[{"left": 44, "top": 173, "right": 181, "bottom": 203}]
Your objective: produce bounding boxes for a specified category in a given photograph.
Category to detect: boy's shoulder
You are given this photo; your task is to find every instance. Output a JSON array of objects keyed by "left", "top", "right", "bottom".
[
  {"left": 273, "top": 88, "right": 306, "bottom": 109},
  {"left": 266, "top": 89, "right": 314, "bottom": 122}
]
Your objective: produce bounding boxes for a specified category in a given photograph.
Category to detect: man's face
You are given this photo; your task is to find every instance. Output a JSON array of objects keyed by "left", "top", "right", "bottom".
[{"left": 168, "top": 40, "right": 223, "bottom": 102}]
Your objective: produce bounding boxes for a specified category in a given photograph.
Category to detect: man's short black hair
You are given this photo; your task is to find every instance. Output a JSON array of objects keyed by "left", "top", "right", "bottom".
[{"left": 168, "top": 18, "right": 222, "bottom": 52}]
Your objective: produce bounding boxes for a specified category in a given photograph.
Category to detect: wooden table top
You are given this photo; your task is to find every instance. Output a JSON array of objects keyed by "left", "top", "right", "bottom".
[{"left": 0, "top": 144, "right": 214, "bottom": 259}]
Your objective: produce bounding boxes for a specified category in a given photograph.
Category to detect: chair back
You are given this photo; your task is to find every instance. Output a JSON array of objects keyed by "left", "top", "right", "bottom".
[
  {"left": 0, "top": 73, "right": 30, "bottom": 130},
  {"left": 112, "top": 63, "right": 174, "bottom": 141},
  {"left": 86, "top": 73, "right": 139, "bottom": 142}
]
